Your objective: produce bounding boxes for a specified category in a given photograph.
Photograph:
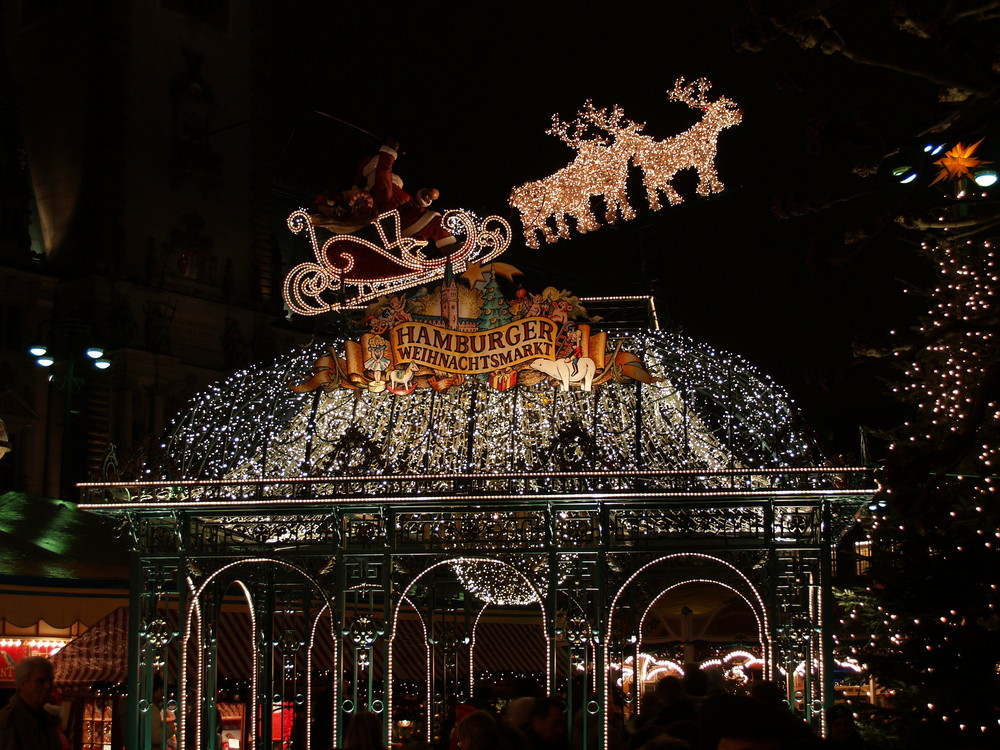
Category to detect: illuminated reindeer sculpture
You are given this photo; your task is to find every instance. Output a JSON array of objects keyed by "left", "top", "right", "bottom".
[
  {"left": 628, "top": 78, "right": 743, "bottom": 210},
  {"left": 508, "top": 112, "right": 635, "bottom": 249},
  {"left": 508, "top": 78, "right": 741, "bottom": 248}
]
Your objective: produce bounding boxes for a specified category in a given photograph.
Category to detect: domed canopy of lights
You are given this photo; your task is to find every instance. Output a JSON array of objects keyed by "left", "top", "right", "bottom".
[{"left": 152, "top": 330, "right": 820, "bottom": 485}]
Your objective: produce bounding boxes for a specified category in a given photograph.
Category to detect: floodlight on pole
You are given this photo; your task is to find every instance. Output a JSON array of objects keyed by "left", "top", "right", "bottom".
[{"left": 973, "top": 169, "right": 997, "bottom": 187}]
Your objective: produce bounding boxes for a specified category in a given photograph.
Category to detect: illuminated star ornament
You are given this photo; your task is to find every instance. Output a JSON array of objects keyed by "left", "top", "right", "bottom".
[
  {"left": 930, "top": 139, "right": 990, "bottom": 185},
  {"left": 509, "top": 77, "right": 743, "bottom": 248},
  {"left": 459, "top": 261, "right": 522, "bottom": 288}
]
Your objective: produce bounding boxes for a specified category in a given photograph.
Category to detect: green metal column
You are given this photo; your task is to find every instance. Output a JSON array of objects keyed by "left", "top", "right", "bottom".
[
  {"left": 257, "top": 572, "right": 275, "bottom": 750},
  {"left": 127, "top": 551, "right": 144, "bottom": 750},
  {"left": 818, "top": 499, "right": 835, "bottom": 737}
]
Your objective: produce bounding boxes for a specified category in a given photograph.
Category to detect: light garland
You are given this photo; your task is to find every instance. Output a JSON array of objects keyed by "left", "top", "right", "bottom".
[
  {"left": 450, "top": 558, "right": 542, "bottom": 606},
  {"left": 308, "top": 603, "right": 337, "bottom": 750},
  {"left": 386, "top": 594, "right": 430, "bottom": 747},
  {"left": 138, "top": 331, "right": 821, "bottom": 498},
  {"left": 177, "top": 559, "right": 328, "bottom": 750},
  {"left": 636, "top": 579, "right": 765, "bottom": 655},
  {"left": 509, "top": 78, "right": 742, "bottom": 248}
]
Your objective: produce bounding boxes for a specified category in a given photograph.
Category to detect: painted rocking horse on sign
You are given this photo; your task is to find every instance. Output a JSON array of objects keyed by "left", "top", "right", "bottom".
[{"left": 284, "top": 138, "right": 511, "bottom": 315}]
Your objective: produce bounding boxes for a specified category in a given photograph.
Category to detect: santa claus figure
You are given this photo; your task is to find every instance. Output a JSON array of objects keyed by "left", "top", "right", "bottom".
[{"left": 356, "top": 139, "right": 458, "bottom": 253}]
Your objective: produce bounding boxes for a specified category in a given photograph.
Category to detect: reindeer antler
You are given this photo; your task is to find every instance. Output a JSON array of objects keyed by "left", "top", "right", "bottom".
[
  {"left": 578, "top": 101, "right": 646, "bottom": 135},
  {"left": 547, "top": 106, "right": 599, "bottom": 149},
  {"left": 547, "top": 99, "right": 638, "bottom": 149},
  {"left": 668, "top": 77, "right": 714, "bottom": 107}
]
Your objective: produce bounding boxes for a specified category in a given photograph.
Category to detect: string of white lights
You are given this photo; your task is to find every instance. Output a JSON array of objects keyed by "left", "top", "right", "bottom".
[{"left": 149, "top": 331, "right": 820, "bottom": 492}]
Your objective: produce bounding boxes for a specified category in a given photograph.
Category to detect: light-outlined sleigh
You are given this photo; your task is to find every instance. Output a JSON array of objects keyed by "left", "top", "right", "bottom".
[{"left": 283, "top": 207, "right": 511, "bottom": 314}]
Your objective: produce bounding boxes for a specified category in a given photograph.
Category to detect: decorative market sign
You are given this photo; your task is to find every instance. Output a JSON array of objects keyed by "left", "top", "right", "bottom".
[
  {"left": 290, "top": 266, "right": 657, "bottom": 396},
  {"left": 389, "top": 317, "right": 557, "bottom": 374}
]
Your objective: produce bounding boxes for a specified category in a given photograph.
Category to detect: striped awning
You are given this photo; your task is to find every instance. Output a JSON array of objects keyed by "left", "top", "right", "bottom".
[
  {"left": 50, "top": 608, "right": 337, "bottom": 685},
  {"left": 471, "top": 621, "right": 547, "bottom": 674},
  {"left": 375, "top": 619, "right": 548, "bottom": 680},
  {"left": 50, "top": 606, "right": 128, "bottom": 686},
  {"left": 50, "top": 608, "right": 548, "bottom": 686}
]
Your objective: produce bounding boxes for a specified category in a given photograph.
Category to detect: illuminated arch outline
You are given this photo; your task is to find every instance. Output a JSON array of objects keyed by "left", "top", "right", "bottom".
[
  {"left": 180, "top": 559, "right": 335, "bottom": 750},
  {"left": 603, "top": 553, "right": 771, "bottom": 749},
  {"left": 387, "top": 557, "right": 550, "bottom": 745}
]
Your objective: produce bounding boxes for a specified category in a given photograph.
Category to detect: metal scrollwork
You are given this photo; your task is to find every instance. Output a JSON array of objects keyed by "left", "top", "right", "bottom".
[
  {"left": 348, "top": 616, "right": 382, "bottom": 647},
  {"left": 395, "top": 511, "right": 546, "bottom": 550},
  {"left": 562, "top": 615, "right": 592, "bottom": 645},
  {"left": 277, "top": 629, "right": 302, "bottom": 672},
  {"left": 143, "top": 617, "right": 173, "bottom": 667}
]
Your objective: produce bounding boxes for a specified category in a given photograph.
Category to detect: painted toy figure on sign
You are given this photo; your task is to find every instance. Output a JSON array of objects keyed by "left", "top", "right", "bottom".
[
  {"left": 387, "top": 362, "right": 419, "bottom": 395},
  {"left": 363, "top": 335, "right": 391, "bottom": 392},
  {"left": 531, "top": 355, "right": 597, "bottom": 392}
]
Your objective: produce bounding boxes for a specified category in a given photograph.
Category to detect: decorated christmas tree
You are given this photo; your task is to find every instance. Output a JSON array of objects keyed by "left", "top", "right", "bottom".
[
  {"left": 839, "top": 150, "right": 1000, "bottom": 748},
  {"left": 477, "top": 273, "right": 512, "bottom": 330}
]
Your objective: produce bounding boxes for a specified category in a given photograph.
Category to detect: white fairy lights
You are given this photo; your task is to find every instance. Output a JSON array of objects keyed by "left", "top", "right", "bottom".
[
  {"left": 450, "top": 559, "right": 542, "bottom": 606},
  {"left": 509, "top": 78, "right": 742, "bottom": 248},
  {"left": 147, "top": 330, "right": 819, "bottom": 491},
  {"left": 105, "top": 309, "right": 858, "bottom": 746},
  {"left": 177, "top": 559, "right": 326, "bottom": 750},
  {"left": 896, "top": 239, "right": 998, "bottom": 467},
  {"left": 855, "top": 232, "right": 1000, "bottom": 739}
]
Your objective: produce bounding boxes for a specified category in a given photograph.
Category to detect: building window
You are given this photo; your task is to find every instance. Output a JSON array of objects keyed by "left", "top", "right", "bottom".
[
  {"left": 1, "top": 306, "right": 23, "bottom": 351},
  {"left": 854, "top": 540, "right": 872, "bottom": 576}
]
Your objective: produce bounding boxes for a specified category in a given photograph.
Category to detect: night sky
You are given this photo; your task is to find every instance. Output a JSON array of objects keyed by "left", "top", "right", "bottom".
[{"left": 258, "top": 2, "right": 988, "bottom": 459}]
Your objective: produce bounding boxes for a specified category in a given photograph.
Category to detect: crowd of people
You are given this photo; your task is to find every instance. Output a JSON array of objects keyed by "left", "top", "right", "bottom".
[
  {"left": 0, "top": 657, "right": 869, "bottom": 750},
  {"left": 339, "top": 671, "right": 869, "bottom": 750}
]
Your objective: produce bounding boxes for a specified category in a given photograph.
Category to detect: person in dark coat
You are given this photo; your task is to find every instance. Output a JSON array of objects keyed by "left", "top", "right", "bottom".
[
  {"left": 523, "top": 697, "right": 567, "bottom": 750},
  {"left": 0, "top": 657, "right": 62, "bottom": 750}
]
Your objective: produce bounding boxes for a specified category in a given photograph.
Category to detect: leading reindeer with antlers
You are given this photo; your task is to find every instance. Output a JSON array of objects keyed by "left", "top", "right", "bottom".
[
  {"left": 508, "top": 119, "right": 626, "bottom": 249},
  {"left": 508, "top": 77, "right": 743, "bottom": 248}
]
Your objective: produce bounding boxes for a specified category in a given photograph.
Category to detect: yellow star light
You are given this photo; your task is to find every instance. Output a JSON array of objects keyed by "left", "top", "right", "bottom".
[
  {"left": 459, "top": 261, "right": 523, "bottom": 286},
  {"left": 931, "top": 139, "right": 989, "bottom": 185}
]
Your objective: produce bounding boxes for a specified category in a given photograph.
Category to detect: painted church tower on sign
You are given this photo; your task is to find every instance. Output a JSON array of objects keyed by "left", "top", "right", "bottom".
[{"left": 441, "top": 256, "right": 459, "bottom": 330}]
